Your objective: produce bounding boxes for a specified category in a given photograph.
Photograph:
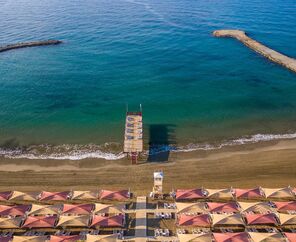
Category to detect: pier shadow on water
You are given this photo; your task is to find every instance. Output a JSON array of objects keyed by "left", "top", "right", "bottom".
[{"left": 147, "top": 124, "right": 176, "bottom": 162}]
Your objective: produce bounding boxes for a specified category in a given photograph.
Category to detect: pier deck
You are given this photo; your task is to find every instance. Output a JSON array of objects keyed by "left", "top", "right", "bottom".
[
  {"left": 124, "top": 112, "right": 143, "bottom": 164},
  {"left": 213, "top": 29, "right": 296, "bottom": 73}
]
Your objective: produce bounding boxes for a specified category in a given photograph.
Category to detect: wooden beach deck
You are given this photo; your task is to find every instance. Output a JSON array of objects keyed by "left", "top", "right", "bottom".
[{"left": 124, "top": 111, "right": 143, "bottom": 164}]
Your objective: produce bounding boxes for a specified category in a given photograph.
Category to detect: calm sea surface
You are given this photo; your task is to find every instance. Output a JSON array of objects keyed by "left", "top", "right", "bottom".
[{"left": 0, "top": 0, "right": 296, "bottom": 159}]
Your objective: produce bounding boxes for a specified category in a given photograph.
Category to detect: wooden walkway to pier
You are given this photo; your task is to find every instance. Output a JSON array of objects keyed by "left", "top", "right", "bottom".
[{"left": 213, "top": 29, "right": 296, "bottom": 73}]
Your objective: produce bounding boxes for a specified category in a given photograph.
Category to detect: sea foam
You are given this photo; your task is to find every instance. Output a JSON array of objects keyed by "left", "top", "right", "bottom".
[
  {"left": 0, "top": 143, "right": 126, "bottom": 160},
  {"left": 172, "top": 132, "right": 296, "bottom": 153},
  {"left": 0, "top": 132, "right": 295, "bottom": 160}
]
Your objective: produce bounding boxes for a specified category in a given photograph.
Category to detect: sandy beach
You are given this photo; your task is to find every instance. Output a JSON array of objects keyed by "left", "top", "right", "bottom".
[{"left": 0, "top": 139, "right": 295, "bottom": 195}]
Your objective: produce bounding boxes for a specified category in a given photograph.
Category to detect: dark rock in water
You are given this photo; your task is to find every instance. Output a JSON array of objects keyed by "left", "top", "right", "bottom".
[{"left": 0, "top": 40, "right": 63, "bottom": 52}]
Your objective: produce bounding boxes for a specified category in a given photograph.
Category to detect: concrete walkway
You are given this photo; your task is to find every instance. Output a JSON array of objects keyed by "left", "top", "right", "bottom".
[
  {"left": 125, "top": 197, "right": 177, "bottom": 242},
  {"left": 134, "top": 196, "right": 147, "bottom": 242},
  {"left": 124, "top": 208, "right": 176, "bottom": 214}
]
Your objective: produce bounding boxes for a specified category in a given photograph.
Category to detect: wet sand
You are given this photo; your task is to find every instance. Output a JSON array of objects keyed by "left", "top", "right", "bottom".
[{"left": 0, "top": 140, "right": 295, "bottom": 195}]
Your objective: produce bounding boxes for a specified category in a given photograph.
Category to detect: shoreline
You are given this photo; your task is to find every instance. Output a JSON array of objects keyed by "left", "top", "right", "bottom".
[
  {"left": 0, "top": 138, "right": 290, "bottom": 171},
  {"left": 0, "top": 139, "right": 295, "bottom": 194},
  {"left": 1, "top": 132, "right": 296, "bottom": 161}
]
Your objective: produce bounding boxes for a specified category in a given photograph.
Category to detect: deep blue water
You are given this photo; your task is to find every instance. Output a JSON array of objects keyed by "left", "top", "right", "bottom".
[{"left": 0, "top": 0, "right": 296, "bottom": 159}]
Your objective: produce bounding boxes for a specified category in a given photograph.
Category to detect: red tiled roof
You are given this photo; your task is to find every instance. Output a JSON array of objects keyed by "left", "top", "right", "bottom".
[
  {"left": 284, "top": 233, "right": 296, "bottom": 242},
  {"left": 178, "top": 214, "right": 211, "bottom": 227},
  {"left": 213, "top": 232, "right": 250, "bottom": 242},
  {"left": 39, "top": 191, "right": 70, "bottom": 201},
  {"left": 207, "top": 202, "right": 239, "bottom": 213},
  {"left": 62, "top": 204, "right": 94, "bottom": 215},
  {"left": 90, "top": 214, "right": 124, "bottom": 228},
  {"left": 98, "top": 190, "right": 129, "bottom": 201},
  {"left": 49, "top": 235, "right": 82, "bottom": 242},
  {"left": 176, "top": 189, "right": 206, "bottom": 200},
  {"left": 22, "top": 216, "right": 57, "bottom": 228},
  {"left": 0, "top": 205, "right": 30, "bottom": 217},
  {"left": 274, "top": 201, "right": 296, "bottom": 212},
  {"left": 235, "top": 188, "right": 264, "bottom": 199},
  {"left": 0, "top": 192, "right": 12, "bottom": 201},
  {"left": 245, "top": 213, "right": 278, "bottom": 226},
  {"left": 0, "top": 237, "right": 12, "bottom": 242}
]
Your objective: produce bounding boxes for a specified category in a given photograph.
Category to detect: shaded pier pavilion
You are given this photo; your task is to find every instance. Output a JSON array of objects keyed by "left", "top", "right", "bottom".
[{"left": 124, "top": 109, "right": 143, "bottom": 164}]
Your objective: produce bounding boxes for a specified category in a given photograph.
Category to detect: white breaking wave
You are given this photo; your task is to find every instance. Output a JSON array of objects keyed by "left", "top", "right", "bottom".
[
  {"left": 0, "top": 143, "right": 126, "bottom": 160},
  {"left": 0, "top": 132, "right": 295, "bottom": 160},
  {"left": 0, "top": 151, "right": 126, "bottom": 161},
  {"left": 176, "top": 133, "right": 296, "bottom": 152},
  {"left": 147, "top": 132, "right": 296, "bottom": 155}
]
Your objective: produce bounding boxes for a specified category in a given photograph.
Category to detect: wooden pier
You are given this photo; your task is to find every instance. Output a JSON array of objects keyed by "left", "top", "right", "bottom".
[
  {"left": 124, "top": 110, "right": 143, "bottom": 164},
  {"left": 213, "top": 29, "right": 296, "bottom": 73}
]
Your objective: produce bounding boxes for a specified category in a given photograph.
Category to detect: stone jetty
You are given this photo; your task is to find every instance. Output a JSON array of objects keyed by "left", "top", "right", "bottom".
[
  {"left": 213, "top": 30, "right": 296, "bottom": 73},
  {"left": 0, "top": 40, "right": 62, "bottom": 52}
]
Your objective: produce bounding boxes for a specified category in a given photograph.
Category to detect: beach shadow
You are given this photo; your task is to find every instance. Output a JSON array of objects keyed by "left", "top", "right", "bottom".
[{"left": 147, "top": 124, "right": 176, "bottom": 162}]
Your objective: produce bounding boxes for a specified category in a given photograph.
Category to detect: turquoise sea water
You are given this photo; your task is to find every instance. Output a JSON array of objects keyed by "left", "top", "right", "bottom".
[{"left": 1, "top": 0, "right": 296, "bottom": 159}]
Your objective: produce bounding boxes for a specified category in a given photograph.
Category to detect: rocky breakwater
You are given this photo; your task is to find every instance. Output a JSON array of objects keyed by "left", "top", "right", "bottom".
[
  {"left": 0, "top": 40, "right": 62, "bottom": 52},
  {"left": 213, "top": 30, "right": 296, "bottom": 73}
]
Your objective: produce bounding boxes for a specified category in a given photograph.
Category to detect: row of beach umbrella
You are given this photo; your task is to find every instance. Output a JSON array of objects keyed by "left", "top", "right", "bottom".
[
  {"left": 0, "top": 203, "right": 125, "bottom": 217},
  {"left": 178, "top": 232, "right": 296, "bottom": 242},
  {"left": 0, "top": 214, "right": 125, "bottom": 229},
  {"left": 0, "top": 190, "right": 130, "bottom": 203},
  {"left": 0, "top": 234, "right": 118, "bottom": 242},
  {"left": 175, "top": 187, "right": 296, "bottom": 201},
  {"left": 175, "top": 201, "right": 296, "bottom": 214},
  {"left": 177, "top": 212, "right": 296, "bottom": 227}
]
